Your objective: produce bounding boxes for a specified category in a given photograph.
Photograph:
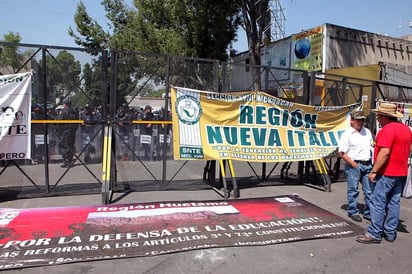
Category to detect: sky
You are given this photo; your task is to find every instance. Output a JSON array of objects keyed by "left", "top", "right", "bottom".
[{"left": 1, "top": 0, "right": 412, "bottom": 52}]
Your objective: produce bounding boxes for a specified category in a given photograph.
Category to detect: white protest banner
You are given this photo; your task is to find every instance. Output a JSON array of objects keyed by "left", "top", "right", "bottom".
[
  {"left": 0, "top": 72, "right": 32, "bottom": 160},
  {"left": 171, "top": 86, "right": 357, "bottom": 162}
]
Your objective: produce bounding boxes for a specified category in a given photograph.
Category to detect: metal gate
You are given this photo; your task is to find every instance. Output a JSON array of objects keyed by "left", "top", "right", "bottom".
[
  {"left": 0, "top": 43, "right": 224, "bottom": 204},
  {"left": 1, "top": 42, "right": 411, "bottom": 204}
]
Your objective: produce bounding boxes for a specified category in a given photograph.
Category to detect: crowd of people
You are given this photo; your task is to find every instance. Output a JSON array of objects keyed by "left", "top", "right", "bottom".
[
  {"left": 115, "top": 103, "right": 172, "bottom": 161},
  {"left": 31, "top": 102, "right": 172, "bottom": 166}
]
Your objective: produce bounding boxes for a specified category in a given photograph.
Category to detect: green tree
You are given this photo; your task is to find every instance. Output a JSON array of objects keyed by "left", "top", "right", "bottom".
[
  {"left": 131, "top": 0, "right": 241, "bottom": 60},
  {"left": 69, "top": 0, "right": 241, "bottom": 60},
  {"left": 0, "top": 32, "right": 25, "bottom": 74},
  {"left": 69, "top": 0, "right": 242, "bottom": 104},
  {"left": 68, "top": 1, "right": 109, "bottom": 51},
  {"left": 78, "top": 62, "right": 103, "bottom": 106},
  {"left": 46, "top": 51, "right": 81, "bottom": 105}
]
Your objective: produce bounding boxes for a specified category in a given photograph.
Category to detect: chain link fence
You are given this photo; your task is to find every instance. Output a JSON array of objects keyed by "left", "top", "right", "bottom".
[{"left": 1, "top": 42, "right": 411, "bottom": 202}]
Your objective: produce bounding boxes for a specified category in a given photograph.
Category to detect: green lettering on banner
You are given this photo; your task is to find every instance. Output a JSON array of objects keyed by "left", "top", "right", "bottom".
[
  {"left": 0, "top": 75, "right": 23, "bottom": 84},
  {"left": 206, "top": 126, "right": 282, "bottom": 147},
  {"left": 180, "top": 147, "right": 204, "bottom": 159}
]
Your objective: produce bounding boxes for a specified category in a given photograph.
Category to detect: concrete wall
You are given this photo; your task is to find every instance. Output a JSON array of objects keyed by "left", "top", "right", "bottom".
[{"left": 325, "top": 23, "right": 412, "bottom": 70}]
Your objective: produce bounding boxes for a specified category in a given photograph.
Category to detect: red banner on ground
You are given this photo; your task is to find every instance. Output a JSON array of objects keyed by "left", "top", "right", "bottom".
[{"left": 0, "top": 195, "right": 363, "bottom": 270}]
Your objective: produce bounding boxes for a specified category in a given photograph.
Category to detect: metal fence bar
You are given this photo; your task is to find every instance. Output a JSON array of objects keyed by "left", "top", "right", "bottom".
[{"left": 1, "top": 42, "right": 412, "bottom": 202}]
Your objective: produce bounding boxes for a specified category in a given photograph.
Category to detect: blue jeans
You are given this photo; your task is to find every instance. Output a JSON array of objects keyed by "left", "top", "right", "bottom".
[
  {"left": 344, "top": 163, "right": 372, "bottom": 217},
  {"left": 367, "top": 175, "right": 406, "bottom": 240}
]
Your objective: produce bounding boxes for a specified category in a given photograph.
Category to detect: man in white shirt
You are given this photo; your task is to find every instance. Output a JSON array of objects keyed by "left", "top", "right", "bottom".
[{"left": 338, "top": 110, "right": 374, "bottom": 222}]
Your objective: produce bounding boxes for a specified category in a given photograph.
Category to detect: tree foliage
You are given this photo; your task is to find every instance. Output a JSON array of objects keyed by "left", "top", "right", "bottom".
[
  {"left": 46, "top": 51, "right": 81, "bottom": 104},
  {"left": 79, "top": 62, "right": 104, "bottom": 106},
  {"left": 67, "top": 0, "right": 243, "bottom": 105},
  {"left": 69, "top": 0, "right": 241, "bottom": 60},
  {"left": 0, "top": 32, "right": 25, "bottom": 74},
  {"left": 68, "top": 2, "right": 109, "bottom": 50}
]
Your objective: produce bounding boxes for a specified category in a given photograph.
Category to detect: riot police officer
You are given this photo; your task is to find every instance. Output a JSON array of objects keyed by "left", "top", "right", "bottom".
[
  {"left": 140, "top": 105, "right": 155, "bottom": 160},
  {"left": 116, "top": 103, "right": 134, "bottom": 160},
  {"left": 79, "top": 104, "right": 96, "bottom": 163},
  {"left": 156, "top": 106, "right": 171, "bottom": 160},
  {"left": 31, "top": 103, "right": 45, "bottom": 164},
  {"left": 56, "top": 100, "right": 78, "bottom": 168}
]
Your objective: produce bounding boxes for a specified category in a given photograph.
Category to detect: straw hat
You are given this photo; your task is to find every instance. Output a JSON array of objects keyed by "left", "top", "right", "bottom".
[{"left": 371, "top": 102, "right": 403, "bottom": 118}]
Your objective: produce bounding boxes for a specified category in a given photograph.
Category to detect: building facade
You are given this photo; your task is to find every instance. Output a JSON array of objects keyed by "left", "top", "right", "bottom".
[{"left": 230, "top": 23, "right": 412, "bottom": 103}]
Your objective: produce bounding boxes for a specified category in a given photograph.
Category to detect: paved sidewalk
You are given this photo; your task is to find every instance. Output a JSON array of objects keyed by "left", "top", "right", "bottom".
[{"left": 1, "top": 179, "right": 411, "bottom": 274}]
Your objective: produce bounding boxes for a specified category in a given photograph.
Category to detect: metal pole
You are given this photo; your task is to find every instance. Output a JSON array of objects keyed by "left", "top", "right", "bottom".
[
  {"left": 42, "top": 47, "right": 50, "bottom": 193},
  {"left": 162, "top": 57, "right": 171, "bottom": 187}
]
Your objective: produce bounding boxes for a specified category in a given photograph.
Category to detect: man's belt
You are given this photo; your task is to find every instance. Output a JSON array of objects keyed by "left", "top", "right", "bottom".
[{"left": 354, "top": 159, "right": 371, "bottom": 165}]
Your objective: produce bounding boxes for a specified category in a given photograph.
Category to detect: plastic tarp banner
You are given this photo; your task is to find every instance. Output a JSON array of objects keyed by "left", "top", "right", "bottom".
[
  {"left": 0, "top": 195, "right": 364, "bottom": 270},
  {"left": 0, "top": 72, "right": 32, "bottom": 160},
  {"left": 403, "top": 164, "right": 412, "bottom": 198},
  {"left": 171, "top": 86, "right": 359, "bottom": 162}
]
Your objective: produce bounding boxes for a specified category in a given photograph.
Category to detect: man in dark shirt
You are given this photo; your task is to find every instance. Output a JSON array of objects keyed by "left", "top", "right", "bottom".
[
  {"left": 141, "top": 105, "right": 155, "bottom": 160},
  {"left": 57, "top": 101, "right": 78, "bottom": 168}
]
